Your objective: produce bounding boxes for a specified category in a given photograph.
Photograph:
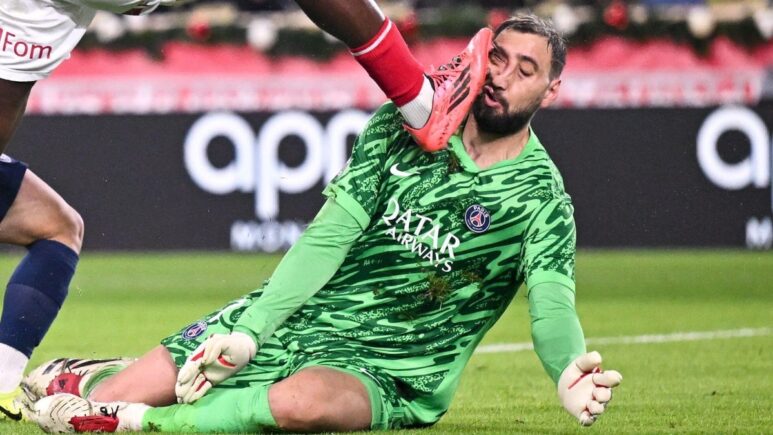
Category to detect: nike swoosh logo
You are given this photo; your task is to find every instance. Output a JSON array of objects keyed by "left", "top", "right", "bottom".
[
  {"left": 389, "top": 164, "right": 418, "bottom": 177},
  {"left": 0, "top": 405, "right": 22, "bottom": 421}
]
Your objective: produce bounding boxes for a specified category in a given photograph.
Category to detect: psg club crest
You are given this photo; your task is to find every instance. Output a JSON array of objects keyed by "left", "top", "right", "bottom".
[
  {"left": 181, "top": 321, "right": 208, "bottom": 340},
  {"left": 465, "top": 205, "right": 491, "bottom": 233}
]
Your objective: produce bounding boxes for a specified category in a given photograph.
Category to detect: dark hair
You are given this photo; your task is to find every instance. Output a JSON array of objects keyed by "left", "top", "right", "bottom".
[{"left": 493, "top": 14, "right": 567, "bottom": 80}]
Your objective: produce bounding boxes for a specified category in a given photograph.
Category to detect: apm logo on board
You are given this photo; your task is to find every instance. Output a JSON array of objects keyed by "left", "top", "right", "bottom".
[
  {"left": 697, "top": 105, "right": 772, "bottom": 249},
  {"left": 184, "top": 110, "right": 369, "bottom": 252}
]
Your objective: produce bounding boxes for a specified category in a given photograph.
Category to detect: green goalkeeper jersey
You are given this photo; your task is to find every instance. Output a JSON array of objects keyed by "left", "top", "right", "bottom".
[{"left": 269, "top": 103, "right": 576, "bottom": 422}]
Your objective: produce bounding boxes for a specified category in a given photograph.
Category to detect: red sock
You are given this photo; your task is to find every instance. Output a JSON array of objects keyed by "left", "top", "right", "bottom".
[{"left": 350, "top": 19, "right": 425, "bottom": 107}]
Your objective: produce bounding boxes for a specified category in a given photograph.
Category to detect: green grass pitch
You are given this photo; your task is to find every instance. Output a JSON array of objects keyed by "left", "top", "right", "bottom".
[{"left": 1, "top": 250, "right": 771, "bottom": 434}]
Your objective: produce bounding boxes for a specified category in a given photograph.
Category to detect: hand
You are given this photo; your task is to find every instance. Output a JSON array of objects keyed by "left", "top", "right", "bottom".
[
  {"left": 175, "top": 332, "right": 257, "bottom": 404},
  {"left": 557, "top": 351, "right": 622, "bottom": 426}
]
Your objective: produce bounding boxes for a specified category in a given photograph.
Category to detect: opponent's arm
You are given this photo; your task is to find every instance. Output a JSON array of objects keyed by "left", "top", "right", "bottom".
[{"left": 175, "top": 198, "right": 363, "bottom": 403}]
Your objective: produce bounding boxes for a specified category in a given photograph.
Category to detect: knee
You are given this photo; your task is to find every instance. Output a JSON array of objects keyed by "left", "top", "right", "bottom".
[
  {"left": 64, "top": 206, "right": 84, "bottom": 251},
  {"left": 270, "top": 371, "right": 371, "bottom": 432},
  {"left": 46, "top": 204, "right": 84, "bottom": 253},
  {"left": 270, "top": 375, "right": 330, "bottom": 431}
]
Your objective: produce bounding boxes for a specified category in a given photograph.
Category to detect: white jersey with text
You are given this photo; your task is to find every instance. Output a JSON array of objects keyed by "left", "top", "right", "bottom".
[{"left": 0, "top": 0, "right": 163, "bottom": 82}]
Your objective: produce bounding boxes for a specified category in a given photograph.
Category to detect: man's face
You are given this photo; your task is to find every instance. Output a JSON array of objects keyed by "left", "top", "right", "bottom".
[{"left": 471, "top": 29, "right": 561, "bottom": 136}]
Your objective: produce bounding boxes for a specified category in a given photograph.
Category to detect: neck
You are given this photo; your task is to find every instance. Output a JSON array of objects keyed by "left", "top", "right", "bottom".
[{"left": 461, "top": 116, "right": 530, "bottom": 170}]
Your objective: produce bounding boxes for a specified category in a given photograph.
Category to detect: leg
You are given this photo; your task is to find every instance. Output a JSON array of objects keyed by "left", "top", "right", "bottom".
[
  {"left": 140, "top": 366, "right": 373, "bottom": 432},
  {"left": 294, "top": 0, "right": 384, "bottom": 48},
  {"left": 269, "top": 366, "right": 372, "bottom": 431},
  {"left": 89, "top": 346, "right": 178, "bottom": 407},
  {"left": 88, "top": 290, "right": 268, "bottom": 406},
  {"left": 0, "top": 78, "right": 34, "bottom": 153},
  {"left": 295, "top": 0, "right": 432, "bottom": 127},
  {"left": 43, "top": 298, "right": 379, "bottom": 431},
  {"left": 0, "top": 167, "right": 82, "bottom": 395},
  {"left": 30, "top": 366, "right": 379, "bottom": 433},
  {"left": 23, "top": 357, "right": 135, "bottom": 400},
  {"left": 0, "top": 169, "right": 83, "bottom": 251},
  {"left": 295, "top": 0, "right": 492, "bottom": 151}
]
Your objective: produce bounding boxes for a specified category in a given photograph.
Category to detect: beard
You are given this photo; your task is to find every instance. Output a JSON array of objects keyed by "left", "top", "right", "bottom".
[{"left": 471, "top": 91, "right": 542, "bottom": 136}]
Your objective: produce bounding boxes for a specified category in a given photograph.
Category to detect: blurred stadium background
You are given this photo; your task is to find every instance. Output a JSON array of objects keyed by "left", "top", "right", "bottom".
[{"left": 1, "top": 0, "right": 772, "bottom": 433}]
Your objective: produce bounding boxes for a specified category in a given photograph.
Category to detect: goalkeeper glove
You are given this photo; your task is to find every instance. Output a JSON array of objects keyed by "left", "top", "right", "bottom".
[
  {"left": 557, "top": 351, "right": 622, "bottom": 426},
  {"left": 175, "top": 332, "right": 257, "bottom": 404}
]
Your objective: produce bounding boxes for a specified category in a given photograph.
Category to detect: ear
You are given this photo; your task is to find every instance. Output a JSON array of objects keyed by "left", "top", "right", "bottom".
[{"left": 540, "top": 79, "right": 561, "bottom": 108}]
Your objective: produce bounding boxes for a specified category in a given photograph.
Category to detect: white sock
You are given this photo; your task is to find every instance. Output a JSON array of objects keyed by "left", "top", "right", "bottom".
[
  {"left": 0, "top": 343, "right": 28, "bottom": 393},
  {"left": 112, "top": 402, "right": 150, "bottom": 432},
  {"left": 398, "top": 76, "right": 434, "bottom": 129}
]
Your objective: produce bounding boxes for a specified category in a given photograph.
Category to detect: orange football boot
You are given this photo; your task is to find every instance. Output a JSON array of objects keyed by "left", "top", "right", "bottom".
[{"left": 405, "top": 28, "right": 493, "bottom": 152}]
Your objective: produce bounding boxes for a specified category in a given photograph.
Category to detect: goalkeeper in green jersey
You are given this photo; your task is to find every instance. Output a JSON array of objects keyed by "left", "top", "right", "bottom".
[{"left": 26, "top": 13, "right": 622, "bottom": 433}]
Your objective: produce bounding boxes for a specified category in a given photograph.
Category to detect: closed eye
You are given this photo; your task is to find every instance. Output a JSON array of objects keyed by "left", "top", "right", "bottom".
[
  {"left": 516, "top": 54, "right": 539, "bottom": 76},
  {"left": 489, "top": 47, "right": 506, "bottom": 64}
]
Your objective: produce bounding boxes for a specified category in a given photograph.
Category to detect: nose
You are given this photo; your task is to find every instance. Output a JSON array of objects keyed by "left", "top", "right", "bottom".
[{"left": 488, "top": 66, "right": 508, "bottom": 91}]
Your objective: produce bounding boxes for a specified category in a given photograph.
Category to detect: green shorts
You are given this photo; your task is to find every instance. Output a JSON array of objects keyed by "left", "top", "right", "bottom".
[{"left": 161, "top": 291, "right": 410, "bottom": 430}]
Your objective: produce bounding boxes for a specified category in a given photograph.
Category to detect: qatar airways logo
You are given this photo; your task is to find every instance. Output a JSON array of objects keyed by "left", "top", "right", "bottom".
[
  {"left": 382, "top": 198, "right": 460, "bottom": 272},
  {"left": 0, "top": 26, "right": 52, "bottom": 60}
]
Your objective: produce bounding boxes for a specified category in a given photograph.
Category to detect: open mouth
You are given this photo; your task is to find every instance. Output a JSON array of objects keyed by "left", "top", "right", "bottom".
[{"left": 483, "top": 85, "right": 502, "bottom": 108}]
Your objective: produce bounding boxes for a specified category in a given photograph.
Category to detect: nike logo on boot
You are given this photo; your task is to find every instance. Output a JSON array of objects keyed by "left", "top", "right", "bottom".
[{"left": 0, "top": 405, "right": 22, "bottom": 421}]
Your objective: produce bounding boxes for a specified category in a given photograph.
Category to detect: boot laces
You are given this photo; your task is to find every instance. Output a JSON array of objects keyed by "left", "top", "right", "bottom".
[{"left": 430, "top": 55, "right": 465, "bottom": 88}]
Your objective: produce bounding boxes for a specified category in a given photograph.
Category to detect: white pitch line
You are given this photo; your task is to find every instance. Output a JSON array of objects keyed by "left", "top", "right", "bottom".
[{"left": 474, "top": 327, "right": 772, "bottom": 354}]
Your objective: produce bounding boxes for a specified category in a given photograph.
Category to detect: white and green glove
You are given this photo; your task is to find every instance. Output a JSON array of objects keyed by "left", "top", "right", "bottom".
[
  {"left": 557, "top": 351, "right": 622, "bottom": 426},
  {"left": 175, "top": 332, "right": 257, "bottom": 404}
]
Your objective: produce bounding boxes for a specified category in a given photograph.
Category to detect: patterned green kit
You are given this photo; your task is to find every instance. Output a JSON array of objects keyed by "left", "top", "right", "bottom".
[{"left": 163, "top": 103, "right": 575, "bottom": 428}]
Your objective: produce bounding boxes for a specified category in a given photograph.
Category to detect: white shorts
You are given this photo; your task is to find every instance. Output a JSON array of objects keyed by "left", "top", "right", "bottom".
[{"left": 0, "top": 0, "right": 162, "bottom": 82}]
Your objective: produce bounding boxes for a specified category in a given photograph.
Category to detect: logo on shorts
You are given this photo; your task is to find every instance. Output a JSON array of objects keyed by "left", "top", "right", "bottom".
[
  {"left": 0, "top": 154, "right": 11, "bottom": 163},
  {"left": 389, "top": 163, "right": 418, "bottom": 177},
  {"left": 465, "top": 205, "right": 491, "bottom": 233},
  {"left": 181, "top": 321, "right": 208, "bottom": 340}
]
